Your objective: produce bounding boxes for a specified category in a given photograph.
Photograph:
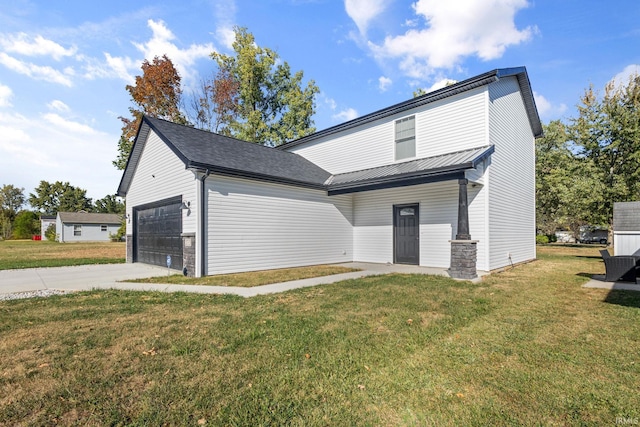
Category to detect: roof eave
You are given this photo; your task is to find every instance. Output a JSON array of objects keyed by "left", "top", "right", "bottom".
[
  {"left": 328, "top": 163, "right": 473, "bottom": 195},
  {"left": 187, "top": 161, "right": 328, "bottom": 191}
]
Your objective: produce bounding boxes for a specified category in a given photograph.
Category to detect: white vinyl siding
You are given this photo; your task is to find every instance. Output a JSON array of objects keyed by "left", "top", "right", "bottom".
[
  {"left": 205, "top": 175, "right": 353, "bottom": 275},
  {"left": 353, "top": 180, "right": 487, "bottom": 271},
  {"left": 57, "top": 222, "right": 120, "bottom": 242},
  {"left": 287, "top": 87, "right": 487, "bottom": 174},
  {"left": 614, "top": 232, "right": 640, "bottom": 256},
  {"left": 125, "top": 130, "right": 198, "bottom": 236},
  {"left": 487, "top": 76, "right": 536, "bottom": 269}
]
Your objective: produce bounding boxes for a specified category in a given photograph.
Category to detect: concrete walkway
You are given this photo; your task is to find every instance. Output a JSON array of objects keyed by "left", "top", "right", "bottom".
[
  {"left": 0, "top": 262, "right": 487, "bottom": 298},
  {"left": 582, "top": 274, "right": 640, "bottom": 292}
]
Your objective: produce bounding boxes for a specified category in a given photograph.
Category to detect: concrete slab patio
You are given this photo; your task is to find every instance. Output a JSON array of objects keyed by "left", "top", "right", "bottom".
[
  {"left": 0, "top": 262, "right": 488, "bottom": 298},
  {"left": 582, "top": 274, "right": 640, "bottom": 292}
]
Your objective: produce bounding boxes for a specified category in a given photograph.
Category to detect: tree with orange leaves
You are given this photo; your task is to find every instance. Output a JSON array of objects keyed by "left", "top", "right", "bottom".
[{"left": 114, "top": 55, "right": 188, "bottom": 170}]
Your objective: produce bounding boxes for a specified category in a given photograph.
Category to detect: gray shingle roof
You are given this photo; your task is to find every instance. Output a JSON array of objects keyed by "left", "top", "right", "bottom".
[
  {"left": 117, "top": 117, "right": 332, "bottom": 196},
  {"left": 327, "top": 145, "right": 494, "bottom": 194},
  {"left": 614, "top": 202, "right": 640, "bottom": 231},
  {"left": 58, "top": 212, "right": 122, "bottom": 224}
]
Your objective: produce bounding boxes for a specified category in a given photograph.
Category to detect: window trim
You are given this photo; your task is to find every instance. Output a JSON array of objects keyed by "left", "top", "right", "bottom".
[
  {"left": 73, "top": 224, "right": 82, "bottom": 237},
  {"left": 394, "top": 115, "right": 416, "bottom": 161},
  {"left": 101, "top": 224, "right": 108, "bottom": 232}
]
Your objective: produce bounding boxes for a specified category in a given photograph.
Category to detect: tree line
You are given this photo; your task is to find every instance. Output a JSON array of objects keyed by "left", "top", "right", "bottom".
[
  {"left": 0, "top": 181, "right": 124, "bottom": 240},
  {"left": 536, "top": 74, "right": 640, "bottom": 240}
]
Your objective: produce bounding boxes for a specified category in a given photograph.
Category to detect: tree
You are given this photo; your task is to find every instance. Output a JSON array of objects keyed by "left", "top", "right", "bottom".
[
  {"left": 0, "top": 184, "right": 24, "bottom": 239},
  {"left": 535, "top": 121, "right": 606, "bottom": 239},
  {"left": 569, "top": 74, "right": 640, "bottom": 227},
  {"left": 198, "top": 27, "right": 319, "bottom": 146},
  {"left": 189, "top": 67, "right": 240, "bottom": 134},
  {"left": 0, "top": 184, "right": 24, "bottom": 220},
  {"left": 28, "top": 181, "right": 92, "bottom": 215},
  {"left": 94, "top": 195, "right": 125, "bottom": 214},
  {"left": 114, "top": 55, "right": 188, "bottom": 170},
  {"left": 536, "top": 73, "right": 640, "bottom": 238},
  {"left": 535, "top": 121, "right": 572, "bottom": 235},
  {"left": 12, "top": 211, "right": 39, "bottom": 239}
]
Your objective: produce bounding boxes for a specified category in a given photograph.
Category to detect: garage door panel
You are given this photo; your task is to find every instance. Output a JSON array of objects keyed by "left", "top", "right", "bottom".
[{"left": 135, "top": 201, "right": 183, "bottom": 270}]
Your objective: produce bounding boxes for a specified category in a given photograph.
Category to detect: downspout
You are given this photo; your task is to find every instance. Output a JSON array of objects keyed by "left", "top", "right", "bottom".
[{"left": 200, "top": 169, "right": 210, "bottom": 276}]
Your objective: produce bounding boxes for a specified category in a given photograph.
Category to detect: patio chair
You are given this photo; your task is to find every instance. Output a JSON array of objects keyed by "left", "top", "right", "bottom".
[{"left": 599, "top": 249, "right": 638, "bottom": 282}]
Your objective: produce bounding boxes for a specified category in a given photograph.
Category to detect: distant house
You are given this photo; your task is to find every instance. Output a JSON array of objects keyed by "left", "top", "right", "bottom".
[
  {"left": 40, "top": 215, "right": 56, "bottom": 240},
  {"left": 118, "top": 67, "right": 542, "bottom": 278},
  {"left": 613, "top": 201, "right": 640, "bottom": 255},
  {"left": 55, "top": 212, "right": 122, "bottom": 243}
]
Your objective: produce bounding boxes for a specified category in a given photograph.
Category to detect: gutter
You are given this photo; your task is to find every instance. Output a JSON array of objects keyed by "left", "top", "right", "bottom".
[{"left": 199, "top": 169, "right": 210, "bottom": 277}]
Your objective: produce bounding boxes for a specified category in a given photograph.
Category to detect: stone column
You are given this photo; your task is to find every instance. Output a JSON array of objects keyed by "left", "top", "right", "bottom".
[
  {"left": 449, "top": 178, "right": 477, "bottom": 279},
  {"left": 182, "top": 233, "right": 196, "bottom": 277},
  {"left": 449, "top": 240, "right": 478, "bottom": 279}
]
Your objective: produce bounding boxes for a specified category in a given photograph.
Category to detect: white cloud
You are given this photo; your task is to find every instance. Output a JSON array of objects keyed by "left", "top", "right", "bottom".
[
  {"left": 132, "top": 19, "right": 214, "bottom": 84},
  {"left": 610, "top": 64, "right": 640, "bottom": 89},
  {"left": 42, "top": 113, "right": 99, "bottom": 135},
  {"left": 344, "top": 0, "right": 390, "bottom": 36},
  {"left": 533, "top": 91, "right": 566, "bottom": 119},
  {"left": 0, "top": 33, "right": 77, "bottom": 60},
  {"left": 426, "top": 78, "right": 457, "bottom": 92},
  {"left": 0, "top": 52, "right": 74, "bottom": 86},
  {"left": 0, "top": 84, "right": 12, "bottom": 107},
  {"left": 0, "top": 110, "right": 121, "bottom": 199},
  {"left": 47, "top": 100, "right": 70, "bottom": 112},
  {"left": 333, "top": 107, "right": 359, "bottom": 122},
  {"left": 378, "top": 76, "right": 392, "bottom": 92},
  {"left": 368, "top": 0, "right": 536, "bottom": 79},
  {"left": 214, "top": 0, "right": 237, "bottom": 50}
]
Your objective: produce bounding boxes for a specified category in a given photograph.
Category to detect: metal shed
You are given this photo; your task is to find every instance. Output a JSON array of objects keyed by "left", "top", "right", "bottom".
[{"left": 613, "top": 201, "right": 640, "bottom": 256}]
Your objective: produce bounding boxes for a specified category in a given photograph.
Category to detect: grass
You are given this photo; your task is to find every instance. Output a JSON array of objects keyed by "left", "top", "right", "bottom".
[
  {"left": 128, "top": 264, "right": 361, "bottom": 287},
  {"left": 1, "top": 245, "right": 639, "bottom": 425},
  {"left": 0, "top": 240, "right": 125, "bottom": 270}
]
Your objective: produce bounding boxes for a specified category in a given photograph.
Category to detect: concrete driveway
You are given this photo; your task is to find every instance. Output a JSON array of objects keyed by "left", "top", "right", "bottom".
[
  {"left": 1, "top": 262, "right": 486, "bottom": 298},
  {"left": 0, "top": 263, "right": 173, "bottom": 294}
]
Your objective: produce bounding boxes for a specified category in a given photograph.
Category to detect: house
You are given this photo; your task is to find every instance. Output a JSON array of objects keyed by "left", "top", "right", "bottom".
[
  {"left": 56, "top": 212, "right": 122, "bottom": 243},
  {"left": 40, "top": 215, "right": 56, "bottom": 240},
  {"left": 117, "top": 67, "right": 542, "bottom": 278},
  {"left": 613, "top": 201, "right": 640, "bottom": 256}
]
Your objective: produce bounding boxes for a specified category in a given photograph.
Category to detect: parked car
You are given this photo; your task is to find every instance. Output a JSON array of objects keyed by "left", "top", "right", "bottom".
[
  {"left": 578, "top": 226, "right": 608, "bottom": 244},
  {"left": 555, "top": 231, "right": 576, "bottom": 243}
]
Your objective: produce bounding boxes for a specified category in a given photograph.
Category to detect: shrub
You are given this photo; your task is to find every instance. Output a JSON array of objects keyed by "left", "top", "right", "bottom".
[
  {"left": 12, "top": 211, "right": 39, "bottom": 239},
  {"left": 45, "top": 223, "right": 56, "bottom": 241},
  {"left": 109, "top": 220, "right": 126, "bottom": 242},
  {"left": 536, "top": 235, "right": 549, "bottom": 244}
]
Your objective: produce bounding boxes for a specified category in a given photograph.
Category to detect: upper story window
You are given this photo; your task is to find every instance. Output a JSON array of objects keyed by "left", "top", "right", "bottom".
[{"left": 395, "top": 115, "right": 416, "bottom": 161}]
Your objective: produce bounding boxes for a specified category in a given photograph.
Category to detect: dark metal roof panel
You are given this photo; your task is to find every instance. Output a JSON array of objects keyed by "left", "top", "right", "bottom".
[{"left": 328, "top": 145, "right": 494, "bottom": 189}]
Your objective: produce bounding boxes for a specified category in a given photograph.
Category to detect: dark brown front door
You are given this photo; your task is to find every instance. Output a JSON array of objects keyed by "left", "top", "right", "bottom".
[{"left": 394, "top": 204, "right": 419, "bottom": 265}]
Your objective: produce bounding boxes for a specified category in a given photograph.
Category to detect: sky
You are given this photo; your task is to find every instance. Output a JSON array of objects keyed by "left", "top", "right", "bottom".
[{"left": 0, "top": 0, "right": 639, "bottom": 203}]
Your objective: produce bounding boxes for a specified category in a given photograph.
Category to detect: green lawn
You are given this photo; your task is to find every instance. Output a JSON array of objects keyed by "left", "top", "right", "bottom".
[
  {"left": 128, "top": 264, "right": 360, "bottom": 287},
  {"left": 0, "top": 245, "right": 638, "bottom": 425},
  {"left": 0, "top": 240, "right": 125, "bottom": 270}
]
